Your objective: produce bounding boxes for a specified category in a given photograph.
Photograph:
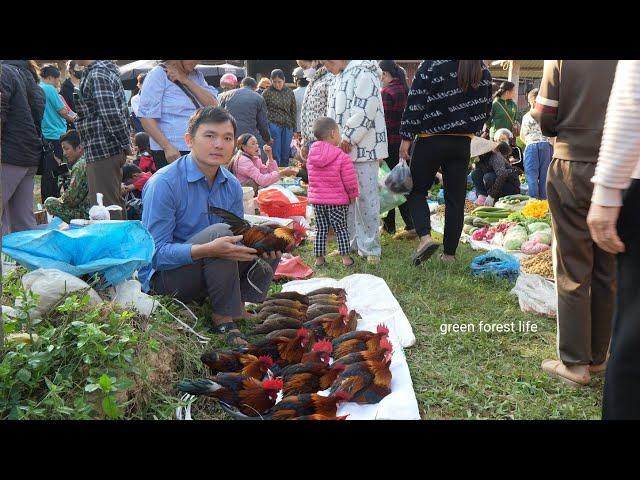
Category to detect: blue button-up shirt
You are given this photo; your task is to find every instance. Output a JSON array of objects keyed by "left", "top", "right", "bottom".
[{"left": 138, "top": 154, "right": 244, "bottom": 292}]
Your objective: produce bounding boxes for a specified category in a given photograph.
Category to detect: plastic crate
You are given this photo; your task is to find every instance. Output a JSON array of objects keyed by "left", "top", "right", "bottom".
[{"left": 258, "top": 195, "right": 308, "bottom": 218}]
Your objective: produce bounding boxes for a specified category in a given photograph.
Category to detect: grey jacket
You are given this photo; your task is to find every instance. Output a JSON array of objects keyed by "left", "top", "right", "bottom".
[{"left": 219, "top": 87, "right": 271, "bottom": 143}]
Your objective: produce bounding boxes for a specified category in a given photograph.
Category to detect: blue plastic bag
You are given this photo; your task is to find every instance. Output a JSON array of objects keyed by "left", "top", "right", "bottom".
[
  {"left": 2, "top": 221, "right": 155, "bottom": 288},
  {"left": 470, "top": 249, "right": 520, "bottom": 282}
]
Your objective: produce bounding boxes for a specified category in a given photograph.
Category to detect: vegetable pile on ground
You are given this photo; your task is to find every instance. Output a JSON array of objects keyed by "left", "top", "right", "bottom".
[
  {"left": 522, "top": 199, "right": 550, "bottom": 219},
  {"left": 521, "top": 249, "right": 554, "bottom": 278},
  {"left": 177, "top": 287, "right": 394, "bottom": 419}
]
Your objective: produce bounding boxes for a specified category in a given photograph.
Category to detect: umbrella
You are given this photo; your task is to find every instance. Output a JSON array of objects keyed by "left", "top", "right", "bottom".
[{"left": 119, "top": 61, "right": 246, "bottom": 90}]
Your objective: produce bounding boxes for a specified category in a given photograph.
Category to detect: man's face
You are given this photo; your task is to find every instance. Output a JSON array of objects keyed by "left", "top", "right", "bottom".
[
  {"left": 186, "top": 121, "right": 235, "bottom": 168},
  {"left": 182, "top": 60, "right": 199, "bottom": 73},
  {"left": 61, "top": 141, "right": 83, "bottom": 163},
  {"left": 322, "top": 60, "right": 346, "bottom": 75}
]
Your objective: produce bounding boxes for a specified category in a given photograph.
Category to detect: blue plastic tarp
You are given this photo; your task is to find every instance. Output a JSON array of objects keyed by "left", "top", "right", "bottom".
[{"left": 2, "top": 221, "right": 155, "bottom": 288}]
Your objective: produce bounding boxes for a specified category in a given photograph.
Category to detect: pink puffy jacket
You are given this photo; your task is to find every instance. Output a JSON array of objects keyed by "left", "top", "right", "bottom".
[{"left": 306, "top": 141, "right": 360, "bottom": 205}]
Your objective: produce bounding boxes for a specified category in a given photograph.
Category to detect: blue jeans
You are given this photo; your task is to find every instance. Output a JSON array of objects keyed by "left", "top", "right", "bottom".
[
  {"left": 523, "top": 142, "right": 553, "bottom": 199},
  {"left": 269, "top": 122, "right": 293, "bottom": 167}
]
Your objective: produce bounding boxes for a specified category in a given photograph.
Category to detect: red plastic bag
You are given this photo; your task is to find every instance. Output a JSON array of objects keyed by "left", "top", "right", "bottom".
[{"left": 273, "top": 255, "right": 314, "bottom": 280}]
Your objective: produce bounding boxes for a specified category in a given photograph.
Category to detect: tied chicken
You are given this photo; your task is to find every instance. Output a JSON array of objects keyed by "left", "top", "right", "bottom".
[
  {"left": 303, "top": 305, "right": 358, "bottom": 340},
  {"left": 208, "top": 206, "right": 297, "bottom": 255},
  {"left": 251, "top": 316, "right": 304, "bottom": 335},
  {"left": 288, "top": 414, "right": 349, "bottom": 420},
  {"left": 177, "top": 375, "right": 283, "bottom": 417},
  {"left": 269, "top": 339, "right": 333, "bottom": 377},
  {"left": 243, "top": 327, "right": 312, "bottom": 367},
  {"left": 331, "top": 324, "right": 390, "bottom": 360},
  {"left": 333, "top": 337, "right": 393, "bottom": 367},
  {"left": 265, "top": 391, "right": 350, "bottom": 420},
  {"left": 279, "top": 362, "right": 347, "bottom": 396},
  {"left": 329, "top": 349, "right": 393, "bottom": 404},
  {"left": 200, "top": 351, "right": 274, "bottom": 379}
]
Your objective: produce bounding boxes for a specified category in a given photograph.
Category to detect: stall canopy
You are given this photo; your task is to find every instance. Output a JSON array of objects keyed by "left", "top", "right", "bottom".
[{"left": 119, "top": 61, "right": 246, "bottom": 90}]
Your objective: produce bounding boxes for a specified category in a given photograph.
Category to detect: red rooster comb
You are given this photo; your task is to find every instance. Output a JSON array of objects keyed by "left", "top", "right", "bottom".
[
  {"left": 312, "top": 339, "right": 333, "bottom": 353},
  {"left": 263, "top": 378, "right": 283, "bottom": 392},
  {"left": 296, "top": 327, "right": 310, "bottom": 338},
  {"left": 379, "top": 337, "right": 393, "bottom": 352},
  {"left": 338, "top": 304, "right": 349, "bottom": 316},
  {"left": 334, "top": 390, "right": 352, "bottom": 402},
  {"left": 376, "top": 324, "right": 390, "bottom": 335},
  {"left": 336, "top": 414, "right": 349, "bottom": 420},
  {"left": 258, "top": 355, "right": 274, "bottom": 367}
]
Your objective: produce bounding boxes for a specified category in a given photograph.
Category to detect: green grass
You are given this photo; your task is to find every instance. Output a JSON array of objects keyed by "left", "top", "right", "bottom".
[{"left": 290, "top": 229, "right": 602, "bottom": 420}]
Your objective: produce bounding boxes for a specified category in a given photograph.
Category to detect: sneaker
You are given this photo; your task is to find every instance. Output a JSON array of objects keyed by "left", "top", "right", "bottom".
[
  {"left": 393, "top": 229, "right": 418, "bottom": 240},
  {"left": 367, "top": 256, "right": 380, "bottom": 265}
]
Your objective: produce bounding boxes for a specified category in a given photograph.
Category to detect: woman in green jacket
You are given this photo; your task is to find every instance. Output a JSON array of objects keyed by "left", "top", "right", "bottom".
[{"left": 485, "top": 81, "right": 519, "bottom": 140}]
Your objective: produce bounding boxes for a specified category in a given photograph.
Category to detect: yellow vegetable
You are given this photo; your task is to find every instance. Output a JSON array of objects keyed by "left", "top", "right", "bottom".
[{"left": 522, "top": 199, "right": 549, "bottom": 219}]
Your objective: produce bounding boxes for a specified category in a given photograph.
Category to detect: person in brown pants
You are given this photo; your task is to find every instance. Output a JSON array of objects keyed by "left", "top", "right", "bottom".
[
  {"left": 532, "top": 60, "right": 618, "bottom": 386},
  {"left": 74, "top": 60, "right": 132, "bottom": 220}
]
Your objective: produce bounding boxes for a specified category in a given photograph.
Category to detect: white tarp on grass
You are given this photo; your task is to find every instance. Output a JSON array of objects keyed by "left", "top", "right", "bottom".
[{"left": 281, "top": 274, "right": 421, "bottom": 420}]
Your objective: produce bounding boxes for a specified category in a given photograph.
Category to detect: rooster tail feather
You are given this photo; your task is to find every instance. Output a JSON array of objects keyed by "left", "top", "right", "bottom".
[
  {"left": 177, "top": 379, "right": 222, "bottom": 396},
  {"left": 208, "top": 206, "right": 250, "bottom": 231}
]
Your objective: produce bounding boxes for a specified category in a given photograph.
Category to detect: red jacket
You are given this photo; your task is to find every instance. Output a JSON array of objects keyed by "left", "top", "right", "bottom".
[
  {"left": 307, "top": 141, "right": 359, "bottom": 205},
  {"left": 138, "top": 153, "right": 157, "bottom": 173}
]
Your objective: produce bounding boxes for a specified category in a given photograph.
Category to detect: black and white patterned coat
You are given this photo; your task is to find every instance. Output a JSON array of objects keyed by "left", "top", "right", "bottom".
[
  {"left": 300, "top": 66, "right": 334, "bottom": 148},
  {"left": 327, "top": 60, "right": 388, "bottom": 163}
]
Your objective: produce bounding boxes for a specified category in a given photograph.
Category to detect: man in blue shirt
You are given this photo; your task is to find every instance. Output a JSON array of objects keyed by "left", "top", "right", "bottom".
[{"left": 139, "top": 107, "right": 280, "bottom": 346}]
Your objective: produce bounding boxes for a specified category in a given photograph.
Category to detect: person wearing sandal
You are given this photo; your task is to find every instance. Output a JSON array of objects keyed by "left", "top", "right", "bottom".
[
  {"left": 307, "top": 117, "right": 360, "bottom": 268},
  {"left": 138, "top": 107, "right": 281, "bottom": 347},
  {"left": 399, "top": 60, "right": 493, "bottom": 266}
]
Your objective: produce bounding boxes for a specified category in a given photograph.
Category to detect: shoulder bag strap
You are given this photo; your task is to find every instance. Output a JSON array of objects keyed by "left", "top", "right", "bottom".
[
  {"left": 160, "top": 63, "right": 201, "bottom": 110},
  {"left": 495, "top": 100, "right": 516, "bottom": 128}
]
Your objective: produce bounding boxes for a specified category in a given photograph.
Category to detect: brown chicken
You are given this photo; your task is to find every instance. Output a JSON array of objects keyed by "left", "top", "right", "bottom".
[
  {"left": 200, "top": 351, "right": 273, "bottom": 379},
  {"left": 257, "top": 306, "right": 307, "bottom": 321},
  {"left": 255, "top": 299, "right": 308, "bottom": 312},
  {"left": 300, "top": 339, "right": 333, "bottom": 364},
  {"left": 307, "top": 304, "right": 344, "bottom": 321},
  {"left": 303, "top": 305, "right": 358, "bottom": 340},
  {"left": 265, "top": 391, "right": 350, "bottom": 420},
  {"left": 245, "top": 327, "right": 312, "bottom": 366},
  {"left": 264, "top": 328, "right": 298, "bottom": 340},
  {"left": 177, "top": 375, "right": 283, "bottom": 416},
  {"left": 267, "top": 291, "right": 309, "bottom": 304},
  {"left": 329, "top": 350, "right": 393, "bottom": 404},
  {"left": 306, "top": 287, "right": 347, "bottom": 297},
  {"left": 288, "top": 414, "right": 349, "bottom": 420},
  {"left": 331, "top": 324, "right": 390, "bottom": 360},
  {"left": 334, "top": 337, "right": 393, "bottom": 367},
  {"left": 279, "top": 362, "right": 347, "bottom": 396},
  {"left": 208, "top": 206, "right": 296, "bottom": 255},
  {"left": 252, "top": 316, "right": 303, "bottom": 335},
  {"left": 308, "top": 294, "right": 346, "bottom": 306}
]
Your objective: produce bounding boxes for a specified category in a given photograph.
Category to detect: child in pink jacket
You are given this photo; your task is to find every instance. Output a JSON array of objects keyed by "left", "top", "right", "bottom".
[
  {"left": 230, "top": 133, "right": 297, "bottom": 192},
  {"left": 307, "top": 117, "right": 360, "bottom": 267}
]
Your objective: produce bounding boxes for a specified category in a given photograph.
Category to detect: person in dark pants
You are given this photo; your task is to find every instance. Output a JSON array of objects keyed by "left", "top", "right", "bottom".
[
  {"left": 39, "top": 64, "right": 77, "bottom": 202},
  {"left": 138, "top": 107, "right": 281, "bottom": 347},
  {"left": 379, "top": 60, "right": 415, "bottom": 239},
  {"left": 585, "top": 60, "right": 640, "bottom": 418},
  {"left": 399, "top": 60, "right": 492, "bottom": 265}
]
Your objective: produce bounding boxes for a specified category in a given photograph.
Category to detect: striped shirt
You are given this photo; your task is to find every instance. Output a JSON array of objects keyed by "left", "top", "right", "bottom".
[{"left": 592, "top": 60, "right": 640, "bottom": 207}]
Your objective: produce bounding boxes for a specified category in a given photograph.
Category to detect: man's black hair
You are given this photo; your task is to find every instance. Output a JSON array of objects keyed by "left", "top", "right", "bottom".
[
  {"left": 122, "top": 163, "right": 142, "bottom": 182},
  {"left": 241, "top": 76, "right": 257, "bottom": 89},
  {"left": 187, "top": 106, "right": 237, "bottom": 138},
  {"left": 60, "top": 130, "right": 82, "bottom": 149},
  {"left": 40, "top": 64, "right": 61, "bottom": 79}
]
